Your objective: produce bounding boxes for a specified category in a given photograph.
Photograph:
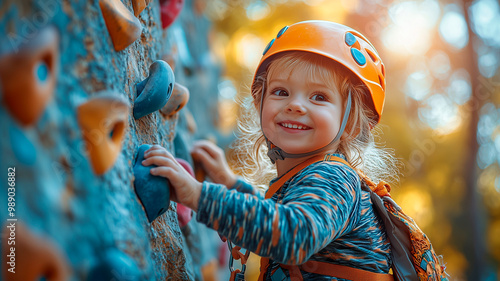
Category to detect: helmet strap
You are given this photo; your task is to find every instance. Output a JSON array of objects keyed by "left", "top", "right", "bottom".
[{"left": 259, "top": 84, "right": 352, "bottom": 164}]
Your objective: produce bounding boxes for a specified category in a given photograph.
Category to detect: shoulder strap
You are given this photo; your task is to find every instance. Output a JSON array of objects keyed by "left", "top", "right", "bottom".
[
  {"left": 281, "top": 261, "right": 394, "bottom": 281},
  {"left": 259, "top": 155, "right": 324, "bottom": 280},
  {"left": 264, "top": 155, "right": 325, "bottom": 199},
  {"left": 323, "top": 154, "right": 350, "bottom": 166}
]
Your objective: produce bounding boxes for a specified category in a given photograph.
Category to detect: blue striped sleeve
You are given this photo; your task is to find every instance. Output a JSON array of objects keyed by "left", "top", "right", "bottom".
[
  {"left": 230, "top": 177, "right": 263, "bottom": 198},
  {"left": 196, "top": 161, "right": 361, "bottom": 265}
]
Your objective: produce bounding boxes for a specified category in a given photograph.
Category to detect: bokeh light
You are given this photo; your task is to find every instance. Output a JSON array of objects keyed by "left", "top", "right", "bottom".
[
  {"left": 405, "top": 70, "right": 433, "bottom": 101},
  {"left": 246, "top": 1, "right": 271, "bottom": 21},
  {"left": 398, "top": 185, "right": 434, "bottom": 228},
  {"left": 439, "top": 4, "right": 468, "bottom": 50},
  {"left": 477, "top": 47, "right": 500, "bottom": 78},
  {"left": 428, "top": 50, "right": 451, "bottom": 80},
  {"left": 218, "top": 79, "right": 239, "bottom": 134},
  {"left": 470, "top": 0, "right": 500, "bottom": 48},
  {"left": 477, "top": 103, "right": 500, "bottom": 168},
  {"left": 382, "top": 0, "right": 440, "bottom": 55},
  {"left": 447, "top": 69, "right": 472, "bottom": 105},
  {"left": 231, "top": 31, "right": 265, "bottom": 71},
  {"left": 418, "top": 93, "right": 462, "bottom": 134},
  {"left": 218, "top": 79, "right": 237, "bottom": 100}
]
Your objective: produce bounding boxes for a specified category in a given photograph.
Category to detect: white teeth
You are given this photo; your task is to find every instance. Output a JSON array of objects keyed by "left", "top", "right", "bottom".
[{"left": 281, "top": 123, "right": 307, "bottom": 130}]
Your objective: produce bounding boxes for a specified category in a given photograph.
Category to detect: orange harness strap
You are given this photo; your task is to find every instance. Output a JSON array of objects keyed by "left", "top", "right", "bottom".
[
  {"left": 258, "top": 155, "right": 394, "bottom": 281},
  {"left": 264, "top": 155, "right": 325, "bottom": 199},
  {"left": 258, "top": 155, "right": 324, "bottom": 280},
  {"left": 281, "top": 261, "right": 394, "bottom": 281}
]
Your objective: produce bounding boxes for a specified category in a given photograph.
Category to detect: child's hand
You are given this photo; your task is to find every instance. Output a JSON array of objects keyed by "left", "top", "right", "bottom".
[
  {"left": 142, "top": 145, "right": 202, "bottom": 212},
  {"left": 191, "top": 140, "right": 237, "bottom": 188}
]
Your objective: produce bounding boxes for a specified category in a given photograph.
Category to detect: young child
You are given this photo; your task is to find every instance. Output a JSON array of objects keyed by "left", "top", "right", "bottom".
[{"left": 142, "top": 20, "right": 399, "bottom": 280}]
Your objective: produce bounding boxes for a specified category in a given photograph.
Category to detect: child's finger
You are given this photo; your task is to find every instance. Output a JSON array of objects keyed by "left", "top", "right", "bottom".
[
  {"left": 145, "top": 147, "right": 175, "bottom": 160},
  {"left": 144, "top": 145, "right": 171, "bottom": 157},
  {"left": 142, "top": 155, "right": 176, "bottom": 168},
  {"left": 149, "top": 166, "right": 175, "bottom": 178},
  {"left": 192, "top": 147, "right": 217, "bottom": 168},
  {"left": 192, "top": 140, "right": 222, "bottom": 159},
  {"left": 145, "top": 144, "right": 164, "bottom": 153}
]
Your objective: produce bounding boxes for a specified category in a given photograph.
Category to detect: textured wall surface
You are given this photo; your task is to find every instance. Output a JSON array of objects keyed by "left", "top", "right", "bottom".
[{"left": 0, "top": 0, "right": 220, "bottom": 280}]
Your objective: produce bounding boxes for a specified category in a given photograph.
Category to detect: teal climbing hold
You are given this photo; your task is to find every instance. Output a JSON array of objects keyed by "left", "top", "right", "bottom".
[
  {"left": 133, "top": 144, "right": 171, "bottom": 222},
  {"left": 133, "top": 60, "right": 175, "bottom": 119}
]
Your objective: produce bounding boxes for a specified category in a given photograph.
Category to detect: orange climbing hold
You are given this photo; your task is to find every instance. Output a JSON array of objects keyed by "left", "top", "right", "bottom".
[
  {"left": 160, "top": 82, "right": 190, "bottom": 117},
  {"left": 0, "top": 25, "right": 59, "bottom": 127},
  {"left": 132, "top": 0, "right": 152, "bottom": 17},
  {"left": 99, "top": 0, "right": 142, "bottom": 51},
  {"left": 1, "top": 222, "right": 69, "bottom": 281},
  {"left": 78, "top": 93, "right": 129, "bottom": 175}
]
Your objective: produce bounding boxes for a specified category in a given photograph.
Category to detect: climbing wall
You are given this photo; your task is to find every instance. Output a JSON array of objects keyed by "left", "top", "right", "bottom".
[{"left": 0, "top": 0, "right": 220, "bottom": 280}]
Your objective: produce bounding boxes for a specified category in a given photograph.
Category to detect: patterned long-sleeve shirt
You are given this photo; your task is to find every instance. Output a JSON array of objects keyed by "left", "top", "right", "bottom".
[{"left": 196, "top": 154, "right": 392, "bottom": 280}]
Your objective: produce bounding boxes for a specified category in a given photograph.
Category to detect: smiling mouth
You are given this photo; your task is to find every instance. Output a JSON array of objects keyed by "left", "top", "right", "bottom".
[{"left": 278, "top": 122, "right": 311, "bottom": 130}]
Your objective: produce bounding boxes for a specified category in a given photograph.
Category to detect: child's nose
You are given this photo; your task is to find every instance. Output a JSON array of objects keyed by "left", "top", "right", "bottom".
[{"left": 285, "top": 98, "right": 307, "bottom": 114}]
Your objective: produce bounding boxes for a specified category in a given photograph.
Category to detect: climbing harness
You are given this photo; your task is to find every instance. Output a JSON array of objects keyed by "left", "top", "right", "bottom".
[{"left": 257, "top": 154, "right": 448, "bottom": 281}]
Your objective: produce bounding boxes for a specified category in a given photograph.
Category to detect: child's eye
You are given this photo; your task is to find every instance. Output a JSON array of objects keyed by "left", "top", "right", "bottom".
[
  {"left": 271, "top": 89, "right": 288, "bottom": 96},
  {"left": 311, "top": 93, "right": 327, "bottom": 101}
]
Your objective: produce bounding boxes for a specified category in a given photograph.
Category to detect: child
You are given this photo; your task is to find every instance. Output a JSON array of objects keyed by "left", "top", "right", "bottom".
[{"left": 143, "top": 20, "right": 399, "bottom": 280}]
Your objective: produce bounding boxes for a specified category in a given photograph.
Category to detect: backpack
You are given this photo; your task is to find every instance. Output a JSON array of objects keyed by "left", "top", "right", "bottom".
[
  {"left": 254, "top": 155, "right": 449, "bottom": 281},
  {"left": 355, "top": 163, "right": 449, "bottom": 281}
]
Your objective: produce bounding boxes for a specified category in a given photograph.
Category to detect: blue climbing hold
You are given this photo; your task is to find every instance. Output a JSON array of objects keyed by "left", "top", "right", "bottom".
[
  {"left": 133, "top": 144, "right": 171, "bottom": 222},
  {"left": 345, "top": 32, "right": 356, "bottom": 46},
  {"left": 86, "top": 249, "right": 141, "bottom": 281},
  {"left": 263, "top": 38, "right": 275, "bottom": 55},
  {"left": 351, "top": 48, "right": 366, "bottom": 66},
  {"left": 133, "top": 60, "right": 175, "bottom": 119},
  {"left": 276, "top": 26, "right": 288, "bottom": 38},
  {"left": 36, "top": 61, "right": 49, "bottom": 83}
]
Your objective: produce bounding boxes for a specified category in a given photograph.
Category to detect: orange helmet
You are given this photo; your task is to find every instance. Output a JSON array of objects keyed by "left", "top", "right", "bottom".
[{"left": 251, "top": 20, "right": 386, "bottom": 124}]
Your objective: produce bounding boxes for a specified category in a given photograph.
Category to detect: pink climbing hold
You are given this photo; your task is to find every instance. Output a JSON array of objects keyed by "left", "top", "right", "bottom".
[{"left": 160, "top": 0, "right": 184, "bottom": 29}]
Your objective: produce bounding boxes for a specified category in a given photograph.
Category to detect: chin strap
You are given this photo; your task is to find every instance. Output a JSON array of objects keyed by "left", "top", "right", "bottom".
[{"left": 259, "top": 83, "right": 352, "bottom": 164}]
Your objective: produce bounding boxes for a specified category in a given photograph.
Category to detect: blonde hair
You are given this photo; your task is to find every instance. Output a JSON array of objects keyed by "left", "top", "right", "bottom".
[{"left": 229, "top": 52, "right": 400, "bottom": 189}]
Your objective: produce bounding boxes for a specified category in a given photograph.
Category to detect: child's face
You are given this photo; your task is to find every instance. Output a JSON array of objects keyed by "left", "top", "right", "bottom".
[{"left": 261, "top": 64, "right": 344, "bottom": 155}]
